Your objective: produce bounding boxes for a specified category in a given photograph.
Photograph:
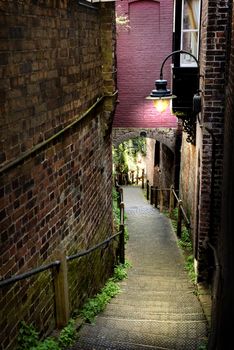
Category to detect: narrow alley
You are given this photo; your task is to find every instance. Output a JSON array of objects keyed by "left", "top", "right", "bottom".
[{"left": 71, "top": 186, "right": 208, "bottom": 350}]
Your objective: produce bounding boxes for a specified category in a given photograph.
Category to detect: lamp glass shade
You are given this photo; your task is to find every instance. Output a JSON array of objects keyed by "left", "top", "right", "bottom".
[{"left": 153, "top": 98, "right": 170, "bottom": 112}]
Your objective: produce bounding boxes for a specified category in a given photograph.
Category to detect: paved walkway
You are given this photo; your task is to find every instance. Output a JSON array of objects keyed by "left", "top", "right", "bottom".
[{"left": 71, "top": 186, "right": 208, "bottom": 349}]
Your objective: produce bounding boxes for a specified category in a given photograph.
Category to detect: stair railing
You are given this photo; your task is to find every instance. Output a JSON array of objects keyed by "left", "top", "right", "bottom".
[
  {"left": 147, "top": 183, "right": 190, "bottom": 238},
  {"left": 0, "top": 196, "right": 125, "bottom": 329}
]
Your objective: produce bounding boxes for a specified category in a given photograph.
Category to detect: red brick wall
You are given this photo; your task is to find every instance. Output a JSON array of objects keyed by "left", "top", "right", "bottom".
[
  {"left": 196, "top": 0, "right": 228, "bottom": 281},
  {"left": 0, "top": 1, "right": 116, "bottom": 349},
  {"left": 209, "top": 1, "right": 234, "bottom": 347},
  {"left": 180, "top": 0, "right": 229, "bottom": 282},
  {"left": 114, "top": 0, "right": 177, "bottom": 128}
]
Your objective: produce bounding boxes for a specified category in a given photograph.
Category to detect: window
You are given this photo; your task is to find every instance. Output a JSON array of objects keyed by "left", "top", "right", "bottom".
[{"left": 180, "top": 0, "right": 200, "bottom": 66}]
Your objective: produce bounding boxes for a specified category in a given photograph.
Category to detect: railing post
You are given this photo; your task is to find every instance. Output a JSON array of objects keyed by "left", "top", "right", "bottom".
[
  {"left": 155, "top": 186, "right": 158, "bottom": 208},
  {"left": 119, "top": 202, "right": 125, "bottom": 264},
  {"left": 141, "top": 169, "right": 145, "bottom": 189},
  {"left": 169, "top": 185, "right": 174, "bottom": 218},
  {"left": 120, "top": 187, "right": 123, "bottom": 203},
  {"left": 117, "top": 187, "right": 123, "bottom": 208},
  {"left": 53, "top": 250, "right": 70, "bottom": 328},
  {"left": 160, "top": 189, "right": 163, "bottom": 212},
  {"left": 177, "top": 200, "right": 182, "bottom": 238},
  {"left": 146, "top": 180, "right": 149, "bottom": 200},
  {"left": 131, "top": 171, "right": 134, "bottom": 184},
  {"left": 150, "top": 186, "right": 154, "bottom": 205}
]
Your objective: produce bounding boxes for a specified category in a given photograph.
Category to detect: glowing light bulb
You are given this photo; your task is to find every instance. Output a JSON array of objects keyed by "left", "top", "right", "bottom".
[{"left": 153, "top": 99, "right": 170, "bottom": 113}]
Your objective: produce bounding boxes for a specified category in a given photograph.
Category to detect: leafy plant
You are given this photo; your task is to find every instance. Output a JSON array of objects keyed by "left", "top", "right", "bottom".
[
  {"left": 163, "top": 207, "right": 197, "bottom": 283},
  {"left": 58, "top": 319, "right": 76, "bottom": 349},
  {"left": 31, "top": 338, "right": 59, "bottom": 350},
  {"left": 197, "top": 340, "right": 208, "bottom": 350},
  {"left": 185, "top": 254, "right": 196, "bottom": 283},
  {"left": 17, "top": 319, "right": 77, "bottom": 350},
  {"left": 112, "top": 137, "right": 147, "bottom": 184},
  {"left": 80, "top": 280, "right": 120, "bottom": 323},
  {"left": 112, "top": 187, "right": 121, "bottom": 227},
  {"left": 79, "top": 261, "right": 131, "bottom": 323},
  {"left": 112, "top": 261, "right": 131, "bottom": 281},
  {"left": 17, "top": 321, "right": 39, "bottom": 350}
]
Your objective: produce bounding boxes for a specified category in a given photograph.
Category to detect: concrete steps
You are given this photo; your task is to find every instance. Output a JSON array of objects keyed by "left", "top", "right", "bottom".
[
  {"left": 70, "top": 187, "right": 208, "bottom": 350},
  {"left": 73, "top": 318, "right": 207, "bottom": 350}
]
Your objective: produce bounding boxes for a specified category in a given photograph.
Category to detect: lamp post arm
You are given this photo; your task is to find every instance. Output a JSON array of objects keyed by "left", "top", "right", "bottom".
[{"left": 159, "top": 50, "right": 199, "bottom": 80}]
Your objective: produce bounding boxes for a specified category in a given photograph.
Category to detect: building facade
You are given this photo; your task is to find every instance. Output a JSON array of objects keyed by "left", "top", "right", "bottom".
[
  {"left": 174, "top": 0, "right": 234, "bottom": 348},
  {"left": 0, "top": 1, "right": 117, "bottom": 349}
]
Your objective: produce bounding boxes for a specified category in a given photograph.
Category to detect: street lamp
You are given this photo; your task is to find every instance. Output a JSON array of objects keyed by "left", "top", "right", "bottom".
[{"left": 146, "top": 50, "right": 201, "bottom": 143}]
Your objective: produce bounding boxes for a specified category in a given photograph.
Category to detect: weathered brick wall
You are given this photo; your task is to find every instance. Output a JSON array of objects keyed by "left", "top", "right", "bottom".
[
  {"left": 208, "top": 1, "right": 234, "bottom": 347},
  {"left": 113, "top": 0, "right": 177, "bottom": 128},
  {"left": 179, "top": 0, "right": 229, "bottom": 282},
  {"left": 196, "top": 0, "right": 228, "bottom": 281},
  {"left": 0, "top": 0, "right": 104, "bottom": 164},
  {"left": 0, "top": 1, "right": 116, "bottom": 349},
  {"left": 112, "top": 127, "right": 177, "bottom": 152},
  {"left": 179, "top": 134, "right": 196, "bottom": 229},
  {"left": 160, "top": 143, "right": 175, "bottom": 193}
]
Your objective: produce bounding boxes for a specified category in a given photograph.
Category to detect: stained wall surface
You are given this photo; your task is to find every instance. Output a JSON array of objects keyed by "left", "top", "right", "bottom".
[
  {"left": 114, "top": 0, "right": 177, "bottom": 128},
  {"left": 0, "top": 1, "right": 117, "bottom": 349}
]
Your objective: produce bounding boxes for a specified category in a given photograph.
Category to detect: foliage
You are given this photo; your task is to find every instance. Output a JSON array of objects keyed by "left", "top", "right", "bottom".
[
  {"left": 79, "top": 261, "right": 131, "bottom": 323},
  {"left": 197, "top": 340, "right": 208, "bottom": 350},
  {"left": 17, "top": 319, "right": 76, "bottom": 350},
  {"left": 112, "top": 143, "right": 129, "bottom": 174},
  {"left": 112, "top": 137, "right": 147, "bottom": 181},
  {"left": 79, "top": 281, "right": 120, "bottom": 323},
  {"left": 124, "top": 226, "right": 129, "bottom": 243},
  {"left": 112, "top": 187, "right": 121, "bottom": 228},
  {"left": 112, "top": 187, "right": 128, "bottom": 243},
  {"left": 164, "top": 207, "right": 197, "bottom": 284},
  {"left": 185, "top": 254, "right": 196, "bottom": 284},
  {"left": 177, "top": 225, "right": 193, "bottom": 251},
  {"left": 58, "top": 319, "right": 76, "bottom": 349},
  {"left": 31, "top": 339, "right": 60, "bottom": 350},
  {"left": 17, "top": 321, "right": 39, "bottom": 350},
  {"left": 111, "top": 261, "right": 132, "bottom": 282}
]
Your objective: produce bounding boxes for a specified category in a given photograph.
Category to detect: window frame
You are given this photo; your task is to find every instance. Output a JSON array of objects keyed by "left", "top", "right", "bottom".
[{"left": 180, "top": 0, "right": 201, "bottom": 67}]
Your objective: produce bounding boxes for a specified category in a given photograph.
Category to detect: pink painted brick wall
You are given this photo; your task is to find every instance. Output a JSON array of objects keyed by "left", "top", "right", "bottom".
[{"left": 114, "top": 0, "right": 177, "bottom": 128}]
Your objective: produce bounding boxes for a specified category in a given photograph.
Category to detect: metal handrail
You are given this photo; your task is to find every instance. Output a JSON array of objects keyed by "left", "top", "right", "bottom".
[
  {"left": 0, "top": 230, "right": 123, "bottom": 289},
  {"left": 0, "top": 90, "right": 118, "bottom": 175},
  {"left": 180, "top": 204, "right": 190, "bottom": 227},
  {"left": 67, "top": 231, "right": 122, "bottom": 262},
  {"left": 0, "top": 261, "right": 60, "bottom": 288},
  {"left": 147, "top": 184, "right": 191, "bottom": 230},
  {"left": 0, "top": 184, "right": 125, "bottom": 332},
  {"left": 172, "top": 188, "right": 180, "bottom": 203}
]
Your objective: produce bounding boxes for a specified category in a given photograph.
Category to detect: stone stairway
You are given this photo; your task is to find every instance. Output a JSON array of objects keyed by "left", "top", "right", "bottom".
[{"left": 70, "top": 186, "right": 208, "bottom": 350}]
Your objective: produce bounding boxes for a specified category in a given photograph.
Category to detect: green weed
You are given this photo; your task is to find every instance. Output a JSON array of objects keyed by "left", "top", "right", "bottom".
[
  {"left": 163, "top": 207, "right": 197, "bottom": 284},
  {"left": 80, "top": 281, "right": 120, "bottom": 323},
  {"left": 112, "top": 261, "right": 132, "bottom": 281},
  {"left": 17, "top": 321, "right": 39, "bottom": 350},
  {"left": 58, "top": 319, "right": 76, "bottom": 349},
  {"left": 17, "top": 319, "right": 76, "bottom": 350},
  {"left": 79, "top": 261, "right": 131, "bottom": 323},
  {"left": 31, "top": 338, "right": 60, "bottom": 350}
]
